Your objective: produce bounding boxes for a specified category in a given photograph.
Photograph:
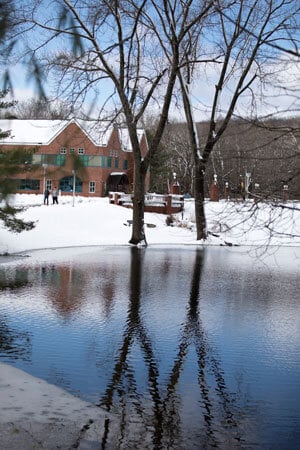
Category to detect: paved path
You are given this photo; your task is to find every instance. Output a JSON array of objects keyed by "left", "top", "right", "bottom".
[{"left": 0, "top": 363, "right": 117, "bottom": 449}]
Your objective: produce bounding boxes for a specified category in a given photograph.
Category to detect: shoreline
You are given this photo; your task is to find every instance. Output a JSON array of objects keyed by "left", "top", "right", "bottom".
[
  {"left": 0, "top": 195, "right": 299, "bottom": 254},
  {"left": 1, "top": 239, "right": 299, "bottom": 259},
  {"left": 0, "top": 362, "right": 116, "bottom": 449}
]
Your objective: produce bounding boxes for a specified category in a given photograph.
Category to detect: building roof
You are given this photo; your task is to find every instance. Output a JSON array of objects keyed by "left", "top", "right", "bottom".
[
  {"left": 0, "top": 119, "right": 146, "bottom": 151},
  {"left": 117, "top": 127, "right": 145, "bottom": 152},
  {"left": 0, "top": 120, "right": 69, "bottom": 146}
]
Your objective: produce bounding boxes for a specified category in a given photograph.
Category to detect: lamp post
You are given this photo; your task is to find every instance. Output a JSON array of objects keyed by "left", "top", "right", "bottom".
[
  {"left": 245, "top": 172, "right": 251, "bottom": 199},
  {"left": 72, "top": 170, "right": 76, "bottom": 207},
  {"left": 42, "top": 163, "right": 48, "bottom": 193}
]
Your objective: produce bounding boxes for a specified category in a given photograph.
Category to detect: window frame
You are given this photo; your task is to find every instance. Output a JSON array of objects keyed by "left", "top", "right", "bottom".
[{"left": 89, "top": 181, "right": 96, "bottom": 193}]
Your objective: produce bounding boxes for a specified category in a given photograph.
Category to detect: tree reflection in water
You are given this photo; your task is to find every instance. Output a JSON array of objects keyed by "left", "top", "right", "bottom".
[{"left": 100, "top": 248, "right": 242, "bottom": 449}]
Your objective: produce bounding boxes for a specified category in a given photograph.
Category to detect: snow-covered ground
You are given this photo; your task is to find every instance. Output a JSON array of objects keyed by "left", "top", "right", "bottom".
[{"left": 0, "top": 193, "right": 299, "bottom": 254}]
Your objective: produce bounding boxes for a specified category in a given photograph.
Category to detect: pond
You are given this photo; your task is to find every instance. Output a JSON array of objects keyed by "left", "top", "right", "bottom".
[{"left": 0, "top": 246, "right": 299, "bottom": 449}]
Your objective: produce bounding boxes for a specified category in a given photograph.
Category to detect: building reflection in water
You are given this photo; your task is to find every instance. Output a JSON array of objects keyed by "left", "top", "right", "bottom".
[
  {"left": 39, "top": 262, "right": 118, "bottom": 319},
  {"left": 0, "top": 267, "right": 32, "bottom": 362},
  {"left": 41, "top": 265, "right": 85, "bottom": 316}
]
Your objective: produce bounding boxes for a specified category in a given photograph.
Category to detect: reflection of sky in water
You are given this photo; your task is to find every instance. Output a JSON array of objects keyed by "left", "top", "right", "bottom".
[{"left": 0, "top": 246, "right": 299, "bottom": 449}]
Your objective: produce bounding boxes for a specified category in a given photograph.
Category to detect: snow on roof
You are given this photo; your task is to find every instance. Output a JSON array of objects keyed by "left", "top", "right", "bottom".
[
  {"left": 78, "top": 121, "right": 145, "bottom": 150},
  {"left": 0, "top": 119, "right": 69, "bottom": 145},
  {"left": 0, "top": 119, "right": 112, "bottom": 146},
  {"left": 76, "top": 119, "right": 112, "bottom": 146},
  {"left": 117, "top": 127, "right": 145, "bottom": 152},
  {"left": 0, "top": 119, "right": 146, "bottom": 150}
]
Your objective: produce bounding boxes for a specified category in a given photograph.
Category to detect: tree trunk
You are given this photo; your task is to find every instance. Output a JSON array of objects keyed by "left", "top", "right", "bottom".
[
  {"left": 129, "top": 165, "right": 147, "bottom": 246},
  {"left": 194, "top": 160, "right": 207, "bottom": 240}
]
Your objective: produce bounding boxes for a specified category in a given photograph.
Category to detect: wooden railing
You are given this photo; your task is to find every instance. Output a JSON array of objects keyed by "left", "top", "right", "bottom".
[{"left": 109, "top": 192, "right": 184, "bottom": 214}]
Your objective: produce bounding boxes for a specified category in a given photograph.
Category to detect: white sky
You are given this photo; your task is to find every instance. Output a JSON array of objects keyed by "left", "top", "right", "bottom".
[
  {"left": 1, "top": 0, "right": 299, "bottom": 124},
  {"left": 4, "top": 52, "right": 299, "bottom": 122}
]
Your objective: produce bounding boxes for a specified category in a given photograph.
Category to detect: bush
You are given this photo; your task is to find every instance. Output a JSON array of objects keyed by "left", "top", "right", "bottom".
[{"left": 166, "top": 215, "right": 174, "bottom": 226}]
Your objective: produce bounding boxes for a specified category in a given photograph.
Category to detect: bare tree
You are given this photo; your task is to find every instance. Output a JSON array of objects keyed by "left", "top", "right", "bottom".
[
  {"left": 14, "top": 98, "right": 73, "bottom": 119},
  {"left": 148, "top": 115, "right": 299, "bottom": 207},
  {"left": 159, "top": 123, "right": 195, "bottom": 195},
  {"left": 177, "top": 0, "right": 299, "bottom": 239},
  {"left": 3, "top": 1, "right": 298, "bottom": 243},
  {"left": 5, "top": 0, "right": 215, "bottom": 245}
]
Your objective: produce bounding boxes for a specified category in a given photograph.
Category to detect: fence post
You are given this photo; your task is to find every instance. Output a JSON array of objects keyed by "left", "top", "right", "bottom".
[
  {"left": 170, "top": 172, "right": 180, "bottom": 195},
  {"left": 166, "top": 195, "right": 172, "bottom": 214},
  {"left": 283, "top": 185, "right": 289, "bottom": 203},
  {"left": 114, "top": 192, "right": 120, "bottom": 204},
  {"left": 209, "top": 174, "right": 219, "bottom": 202},
  {"left": 224, "top": 182, "right": 230, "bottom": 201}
]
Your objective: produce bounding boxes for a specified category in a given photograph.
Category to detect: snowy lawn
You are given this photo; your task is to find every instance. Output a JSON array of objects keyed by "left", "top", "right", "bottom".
[{"left": 0, "top": 194, "right": 299, "bottom": 254}]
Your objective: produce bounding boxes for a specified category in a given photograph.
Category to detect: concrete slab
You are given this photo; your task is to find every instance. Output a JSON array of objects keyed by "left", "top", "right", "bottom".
[{"left": 0, "top": 362, "right": 116, "bottom": 449}]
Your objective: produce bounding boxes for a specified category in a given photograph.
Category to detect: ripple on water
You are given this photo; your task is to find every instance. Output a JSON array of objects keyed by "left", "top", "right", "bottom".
[{"left": 0, "top": 247, "right": 299, "bottom": 449}]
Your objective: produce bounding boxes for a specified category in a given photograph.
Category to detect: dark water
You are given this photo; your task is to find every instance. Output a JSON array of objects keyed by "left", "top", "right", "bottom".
[{"left": 0, "top": 246, "right": 299, "bottom": 449}]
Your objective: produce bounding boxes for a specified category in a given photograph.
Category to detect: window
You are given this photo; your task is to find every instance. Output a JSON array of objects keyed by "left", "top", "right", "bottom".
[
  {"left": 29, "top": 154, "right": 66, "bottom": 166},
  {"left": 88, "top": 156, "right": 102, "bottom": 167},
  {"left": 46, "top": 180, "right": 52, "bottom": 190},
  {"left": 89, "top": 181, "right": 96, "bottom": 193},
  {"left": 123, "top": 160, "right": 128, "bottom": 170},
  {"left": 56, "top": 154, "right": 66, "bottom": 166},
  {"left": 60, "top": 147, "right": 66, "bottom": 154},
  {"left": 99, "top": 156, "right": 110, "bottom": 168},
  {"left": 78, "top": 155, "right": 89, "bottom": 166},
  {"left": 15, "top": 179, "right": 40, "bottom": 191},
  {"left": 78, "top": 148, "right": 85, "bottom": 154},
  {"left": 59, "top": 176, "right": 82, "bottom": 192},
  {"left": 41, "top": 154, "right": 66, "bottom": 166},
  {"left": 114, "top": 157, "right": 119, "bottom": 168},
  {"left": 31, "top": 154, "right": 42, "bottom": 165},
  {"left": 69, "top": 148, "right": 75, "bottom": 154},
  {"left": 109, "top": 150, "right": 118, "bottom": 157}
]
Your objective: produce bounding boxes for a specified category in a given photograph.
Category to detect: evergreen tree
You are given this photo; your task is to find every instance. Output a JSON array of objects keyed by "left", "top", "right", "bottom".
[{"left": 0, "top": 90, "right": 35, "bottom": 235}]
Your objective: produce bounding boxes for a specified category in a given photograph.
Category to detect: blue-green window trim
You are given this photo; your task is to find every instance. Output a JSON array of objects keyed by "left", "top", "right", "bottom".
[
  {"left": 30, "top": 154, "right": 123, "bottom": 168},
  {"left": 31, "top": 154, "right": 66, "bottom": 166},
  {"left": 78, "top": 155, "right": 89, "bottom": 167}
]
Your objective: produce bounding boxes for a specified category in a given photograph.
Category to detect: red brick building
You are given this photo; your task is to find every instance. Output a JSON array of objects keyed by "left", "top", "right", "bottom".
[{"left": 0, "top": 119, "right": 149, "bottom": 196}]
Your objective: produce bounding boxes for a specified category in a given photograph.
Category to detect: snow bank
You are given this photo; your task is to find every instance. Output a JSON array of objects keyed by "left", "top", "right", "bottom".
[{"left": 0, "top": 194, "right": 299, "bottom": 254}]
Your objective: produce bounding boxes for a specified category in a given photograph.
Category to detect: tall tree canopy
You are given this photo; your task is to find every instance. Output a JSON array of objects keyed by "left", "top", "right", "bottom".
[
  {"left": 1, "top": 0, "right": 299, "bottom": 243},
  {"left": 177, "top": 0, "right": 299, "bottom": 238},
  {"left": 3, "top": 0, "right": 215, "bottom": 244}
]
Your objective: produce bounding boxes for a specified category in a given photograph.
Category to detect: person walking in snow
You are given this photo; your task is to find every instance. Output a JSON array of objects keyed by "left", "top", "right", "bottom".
[
  {"left": 44, "top": 188, "right": 50, "bottom": 205},
  {"left": 52, "top": 187, "right": 59, "bottom": 204}
]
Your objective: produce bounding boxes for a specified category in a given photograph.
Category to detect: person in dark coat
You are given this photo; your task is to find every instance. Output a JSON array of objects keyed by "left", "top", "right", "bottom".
[{"left": 44, "top": 189, "right": 50, "bottom": 205}]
